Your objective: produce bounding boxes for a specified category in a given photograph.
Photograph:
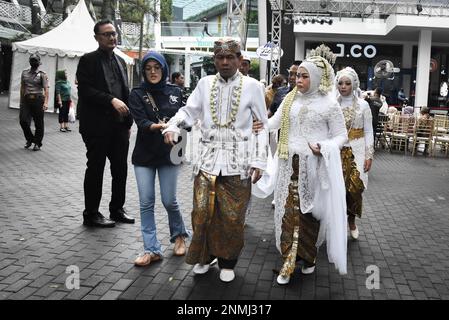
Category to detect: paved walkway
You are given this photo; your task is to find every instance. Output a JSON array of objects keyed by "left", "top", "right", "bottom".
[{"left": 1, "top": 93, "right": 449, "bottom": 301}]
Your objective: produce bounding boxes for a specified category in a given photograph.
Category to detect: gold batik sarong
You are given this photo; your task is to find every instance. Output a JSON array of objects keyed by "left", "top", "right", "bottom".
[
  {"left": 185, "top": 170, "right": 251, "bottom": 265},
  {"left": 340, "top": 147, "right": 365, "bottom": 218},
  {"left": 279, "top": 155, "right": 320, "bottom": 277}
]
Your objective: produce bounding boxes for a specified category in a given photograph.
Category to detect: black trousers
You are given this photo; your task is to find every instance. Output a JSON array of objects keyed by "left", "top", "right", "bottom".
[
  {"left": 81, "top": 126, "right": 129, "bottom": 214},
  {"left": 19, "top": 96, "right": 44, "bottom": 146},
  {"left": 58, "top": 101, "right": 70, "bottom": 123},
  {"left": 209, "top": 255, "right": 238, "bottom": 269}
]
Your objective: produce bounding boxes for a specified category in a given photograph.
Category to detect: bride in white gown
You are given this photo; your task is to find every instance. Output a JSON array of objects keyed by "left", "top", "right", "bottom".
[{"left": 255, "top": 55, "right": 349, "bottom": 285}]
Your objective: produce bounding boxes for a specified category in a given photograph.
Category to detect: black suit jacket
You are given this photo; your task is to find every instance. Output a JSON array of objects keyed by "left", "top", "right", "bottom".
[{"left": 76, "top": 49, "right": 133, "bottom": 136}]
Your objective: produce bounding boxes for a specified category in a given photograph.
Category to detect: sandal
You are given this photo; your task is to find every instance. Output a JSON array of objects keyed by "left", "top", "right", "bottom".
[{"left": 134, "top": 253, "right": 161, "bottom": 267}]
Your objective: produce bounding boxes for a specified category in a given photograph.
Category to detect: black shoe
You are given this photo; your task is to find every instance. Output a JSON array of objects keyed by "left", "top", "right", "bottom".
[
  {"left": 83, "top": 211, "right": 115, "bottom": 228},
  {"left": 32, "top": 144, "right": 41, "bottom": 151},
  {"left": 109, "top": 208, "right": 135, "bottom": 224},
  {"left": 65, "top": 127, "right": 71, "bottom": 132},
  {"left": 24, "top": 141, "right": 32, "bottom": 149}
]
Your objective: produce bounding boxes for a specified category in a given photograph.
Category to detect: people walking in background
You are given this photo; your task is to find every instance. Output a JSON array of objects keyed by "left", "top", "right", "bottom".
[
  {"left": 269, "top": 61, "right": 301, "bottom": 117},
  {"left": 365, "top": 87, "right": 383, "bottom": 141},
  {"left": 19, "top": 54, "right": 49, "bottom": 151},
  {"left": 201, "top": 17, "right": 212, "bottom": 37},
  {"left": 336, "top": 67, "right": 374, "bottom": 240},
  {"left": 397, "top": 88, "right": 407, "bottom": 107},
  {"left": 265, "top": 74, "right": 286, "bottom": 111},
  {"left": 239, "top": 55, "right": 251, "bottom": 76},
  {"left": 171, "top": 72, "right": 190, "bottom": 106},
  {"left": 128, "top": 51, "right": 191, "bottom": 267},
  {"left": 163, "top": 38, "right": 268, "bottom": 283},
  {"left": 267, "top": 56, "right": 348, "bottom": 285},
  {"left": 171, "top": 72, "right": 185, "bottom": 88},
  {"left": 76, "top": 19, "right": 134, "bottom": 228},
  {"left": 55, "top": 70, "right": 72, "bottom": 132}
]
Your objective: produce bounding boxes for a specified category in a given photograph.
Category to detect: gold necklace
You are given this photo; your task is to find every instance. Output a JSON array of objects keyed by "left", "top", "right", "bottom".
[
  {"left": 340, "top": 96, "right": 357, "bottom": 131},
  {"left": 209, "top": 73, "right": 243, "bottom": 128}
]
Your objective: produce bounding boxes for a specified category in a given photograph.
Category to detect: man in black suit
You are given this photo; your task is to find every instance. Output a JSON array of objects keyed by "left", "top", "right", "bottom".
[{"left": 76, "top": 19, "right": 135, "bottom": 227}]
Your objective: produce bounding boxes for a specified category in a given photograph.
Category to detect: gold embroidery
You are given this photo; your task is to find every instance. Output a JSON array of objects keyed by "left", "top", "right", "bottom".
[
  {"left": 279, "top": 226, "right": 299, "bottom": 277},
  {"left": 348, "top": 128, "right": 364, "bottom": 140}
]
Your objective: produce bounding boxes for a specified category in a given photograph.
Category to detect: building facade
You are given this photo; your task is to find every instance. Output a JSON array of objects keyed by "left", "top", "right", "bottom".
[{"left": 279, "top": 0, "right": 449, "bottom": 109}]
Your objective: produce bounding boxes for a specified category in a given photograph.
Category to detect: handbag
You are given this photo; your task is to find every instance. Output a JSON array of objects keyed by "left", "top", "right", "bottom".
[
  {"left": 143, "top": 91, "right": 169, "bottom": 124},
  {"left": 68, "top": 106, "right": 76, "bottom": 123}
]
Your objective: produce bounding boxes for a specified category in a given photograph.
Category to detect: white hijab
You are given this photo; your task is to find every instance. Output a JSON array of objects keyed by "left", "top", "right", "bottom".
[
  {"left": 299, "top": 60, "right": 323, "bottom": 96},
  {"left": 335, "top": 67, "right": 362, "bottom": 98}
]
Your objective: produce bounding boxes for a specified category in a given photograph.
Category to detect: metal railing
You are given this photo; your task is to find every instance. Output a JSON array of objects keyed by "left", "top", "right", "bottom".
[
  {"left": 122, "top": 21, "right": 259, "bottom": 38},
  {"left": 0, "top": 0, "right": 31, "bottom": 24},
  {"left": 160, "top": 21, "right": 258, "bottom": 38},
  {"left": 286, "top": 0, "right": 449, "bottom": 18}
]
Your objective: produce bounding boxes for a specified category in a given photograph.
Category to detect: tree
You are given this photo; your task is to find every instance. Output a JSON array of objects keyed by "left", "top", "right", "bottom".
[
  {"left": 160, "top": 0, "right": 173, "bottom": 22},
  {"left": 101, "top": 0, "right": 114, "bottom": 20},
  {"left": 120, "top": 0, "right": 158, "bottom": 79},
  {"left": 30, "top": 0, "right": 41, "bottom": 34},
  {"left": 62, "top": 0, "right": 77, "bottom": 20},
  {"left": 202, "top": 56, "right": 216, "bottom": 75}
]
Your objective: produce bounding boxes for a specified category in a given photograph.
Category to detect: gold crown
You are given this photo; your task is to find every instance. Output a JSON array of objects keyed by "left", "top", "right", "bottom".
[{"left": 307, "top": 44, "right": 337, "bottom": 66}]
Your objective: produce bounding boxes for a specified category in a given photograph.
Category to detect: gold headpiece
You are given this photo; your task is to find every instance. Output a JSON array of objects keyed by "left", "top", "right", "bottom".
[
  {"left": 307, "top": 44, "right": 337, "bottom": 66},
  {"left": 305, "top": 55, "right": 335, "bottom": 94},
  {"left": 213, "top": 38, "right": 241, "bottom": 55}
]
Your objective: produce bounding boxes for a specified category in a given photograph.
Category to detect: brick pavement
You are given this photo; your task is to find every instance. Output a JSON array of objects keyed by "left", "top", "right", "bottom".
[{"left": 1, "top": 93, "right": 449, "bottom": 301}]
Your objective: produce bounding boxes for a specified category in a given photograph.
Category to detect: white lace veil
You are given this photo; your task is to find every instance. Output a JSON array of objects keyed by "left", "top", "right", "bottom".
[{"left": 336, "top": 67, "right": 361, "bottom": 98}]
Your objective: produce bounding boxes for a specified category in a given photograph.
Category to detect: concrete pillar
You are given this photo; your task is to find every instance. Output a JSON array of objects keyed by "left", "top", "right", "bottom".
[
  {"left": 402, "top": 43, "right": 413, "bottom": 98},
  {"left": 154, "top": 0, "right": 162, "bottom": 50},
  {"left": 174, "top": 55, "right": 181, "bottom": 74},
  {"left": 415, "top": 29, "right": 432, "bottom": 107},
  {"left": 258, "top": 0, "right": 268, "bottom": 81},
  {"left": 185, "top": 48, "right": 191, "bottom": 88},
  {"left": 295, "top": 36, "right": 305, "bottom": 61}
]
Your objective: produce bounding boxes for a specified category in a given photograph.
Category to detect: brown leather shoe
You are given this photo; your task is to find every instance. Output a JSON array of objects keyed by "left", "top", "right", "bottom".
[
  {"left": 173, "top": 236, "right": 186, "bottom": 256},
  {"left": 134, "top": 253, "right": 161, "bottom": 267}
]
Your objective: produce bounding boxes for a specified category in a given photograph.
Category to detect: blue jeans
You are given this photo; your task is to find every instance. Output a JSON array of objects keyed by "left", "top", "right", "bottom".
[{"left": 134, "top": 165, "right": 190, "bottom": 256}]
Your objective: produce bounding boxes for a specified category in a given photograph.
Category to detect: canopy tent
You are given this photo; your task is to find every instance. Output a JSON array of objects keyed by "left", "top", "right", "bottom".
[{"left": 9, "top": 0, "right": 134, "bottom": 111}]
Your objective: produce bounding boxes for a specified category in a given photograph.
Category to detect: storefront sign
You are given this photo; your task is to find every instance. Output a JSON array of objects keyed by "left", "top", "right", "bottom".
[
  {"left": 196, "top": 38, "right": 214, "bottom": 48},
  {"left": 256, "top": 42, "right": 284, "bottom": 61},
  {"left": 335, "top": 44, "right": 377, "bottom": 59}
]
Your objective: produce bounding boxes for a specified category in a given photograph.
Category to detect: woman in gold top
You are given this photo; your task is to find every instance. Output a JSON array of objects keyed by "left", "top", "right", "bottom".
[{"left": 335, "top": 67, "right": 374, "bottom": 240}]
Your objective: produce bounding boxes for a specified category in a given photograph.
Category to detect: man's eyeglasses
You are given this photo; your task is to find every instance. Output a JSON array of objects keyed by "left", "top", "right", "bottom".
[{"left": 97, "top": 31, "right": 117, "bottom": 38}]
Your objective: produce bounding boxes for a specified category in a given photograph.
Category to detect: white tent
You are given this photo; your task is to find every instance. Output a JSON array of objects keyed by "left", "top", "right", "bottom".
[{"left": 9, "top": 0, "right": 134, "bottom": 111}]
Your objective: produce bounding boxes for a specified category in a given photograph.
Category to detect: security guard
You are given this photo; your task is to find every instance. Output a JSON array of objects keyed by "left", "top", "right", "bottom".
[{"left": 20, "top": 53, "right": 49, "bottom": 151}]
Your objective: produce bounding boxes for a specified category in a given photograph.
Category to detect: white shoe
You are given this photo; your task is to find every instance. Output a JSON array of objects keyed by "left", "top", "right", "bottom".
[
  {"left": 301, "top": 265, "right": 315, "bottom": 275},
  {"left": 276, "top": 274, "right": 290, "bottom": 285},
  {"left": 193, "top": 263, "right": 210, "bottom": 274},
  {"left": 350, "top": 226, "right": 359, "bottom": 240},
  {"left": 219, "top": 269, "right": 235, "bottom": 282},
  {"left": 271, "top": 200, "right": 275, "bottom": 208}
]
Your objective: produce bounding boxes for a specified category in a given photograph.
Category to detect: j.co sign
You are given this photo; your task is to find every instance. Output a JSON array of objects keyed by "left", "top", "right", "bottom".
[
  {"left": 335, "top": 43, "right": 377, "bottom": 59},
  {"left": 257, "top": 42, "right": 284, "bottom": 61}
]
